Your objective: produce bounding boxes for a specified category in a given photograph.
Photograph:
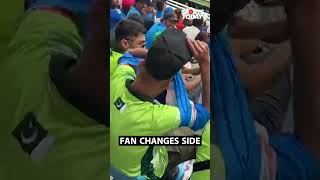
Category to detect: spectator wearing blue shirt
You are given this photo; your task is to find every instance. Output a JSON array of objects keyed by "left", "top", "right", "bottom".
[
  {"left": 110, "top": 0, "right": 125, "bottom": 30},
  {"left": 145, "top": 13, "right": 177, "bottom": 49},
  {"left": 126, "top": 0, "right": 148, "bottom": 17},
  {"left": 144, "top": 0, "right": 155, "bottom": 22},
  {"left": 155, "top": 0, "right": 165, "bottom": 20}
]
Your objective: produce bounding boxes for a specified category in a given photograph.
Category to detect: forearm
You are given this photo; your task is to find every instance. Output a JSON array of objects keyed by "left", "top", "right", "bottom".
[
  {"left": 199, "top": 60, "right": 210, "bottom": 111},
  {"left": 231, "top": 39, "right": 262, "bottom": 57},
  {"left": 260, "top": 20, "right": 289, "bottom": 43},
  {"left": 230, "top": 17, "right": 268, "bottom": 40},
  {"left": 237, "top": 44, "right": 290, "bottom": 98},
  {"left": 127, "top": 48, "right": 148, "bottom": 59}
]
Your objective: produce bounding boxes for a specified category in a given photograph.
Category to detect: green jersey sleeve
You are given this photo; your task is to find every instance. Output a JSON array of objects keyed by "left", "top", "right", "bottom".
[{"left": 112, "top": 64, "right": 136, "bottom": 81}]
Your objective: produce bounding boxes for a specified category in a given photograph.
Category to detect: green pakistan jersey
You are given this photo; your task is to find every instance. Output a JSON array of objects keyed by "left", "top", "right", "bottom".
[
  {"left": 191, "top": 122, "right": 210, "bottom": 179},
  {"left": 0, "top": 10, "right": 108, "bottom": 180},
  {"left": 110, "top": 64, "right": 181, "bottom": 178},
  {"left": 110, "top": 49, "right": 123, "bottom": 77}
]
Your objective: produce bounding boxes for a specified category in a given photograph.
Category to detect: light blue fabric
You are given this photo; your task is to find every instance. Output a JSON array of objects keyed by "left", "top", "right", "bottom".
[
  {"left": 145, "top": 22, "right": 166, "bottom": 49},
  {"left": 175, "top": 163, "right": 185, "bottom": 180},
  {"left": 173, "top": 73, "right": 209, "bottom": 130},
  {"left": 145, "top": 12, "right": 154, "bottom": 21},
  {"left": 164, "top": 7, "right": 174, "bottom": 15},
  {"left": 118, "top": 52, "right": 142, "bottom": 67},
  {"left": 211, "top": 30, "right": 261, "bottom": 180},
  {"left": 136, "top": 176, "right": 147, "bottom": 180},
  {"left": 270, "top": 135, "right": 320, "bottom": 180},
  {"left": 192, "top": 104, "right": 209, "bottom": 131},
  {"left": 127, "top": 6, "right": 142, "bottom": 17},
  {"left": 155, "top": 11, "right": 164, "bottom": 19},
  {"left": 173, "top": 73, "right": 192, "bottom": 127},
  {"left": 110, "top": 8, "right": 125, "bottom": 30}
]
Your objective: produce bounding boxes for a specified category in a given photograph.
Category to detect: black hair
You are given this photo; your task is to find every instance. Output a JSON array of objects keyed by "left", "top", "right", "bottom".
[
  {"left": 127, "top": 13, "right": 145, "bottom": 25},
  {"left": 115, "top": 19, "right": 146, "bottom": 41},
  {"left": 193, "top": 18, "right": 203, "bottom": 27},
  {"left": 146, "top": 0, "right": 153, "bottom": 6},
  {"left": 156, "top": 0, "right": 165, "bottom": 11}
]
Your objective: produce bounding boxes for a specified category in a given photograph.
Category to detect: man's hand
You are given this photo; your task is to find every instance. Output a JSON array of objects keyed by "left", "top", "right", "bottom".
[
  {"left": 186, "top": 39, "right": 210, "bottom": 66},
  {"left": 186, "top": 39, "right": 210, "bottom": 110}
]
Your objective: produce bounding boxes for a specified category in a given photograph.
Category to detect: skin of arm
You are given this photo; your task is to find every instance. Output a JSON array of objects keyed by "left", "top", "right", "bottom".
[
  {"left": 182, "top": 74, "right": 201, "bottom": 92},
  {"left": 235, "top": 41, "right": 291, "bottom": 99},
  {"left": 199, "top": 56, "right": 210, "bottom": 110},
  {"left": 127, "top": 48, "right": 148, "bottom": 59},
  {"left": 231, "top": 38, "right": 262, "bottom": 57}
]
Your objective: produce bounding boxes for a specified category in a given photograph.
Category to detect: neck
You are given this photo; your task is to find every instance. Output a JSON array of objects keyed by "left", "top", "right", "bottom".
[
  {"left": 114, "top": 45, "right": 126, "bottom": 54},
  {"left": 130, "top": 76, "right": 164, "bottom": 99}
]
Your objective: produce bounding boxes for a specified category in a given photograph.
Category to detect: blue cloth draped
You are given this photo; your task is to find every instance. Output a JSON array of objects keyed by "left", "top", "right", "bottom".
[{"left": 211, "top": 31, "right": 261, "bottom": 180}]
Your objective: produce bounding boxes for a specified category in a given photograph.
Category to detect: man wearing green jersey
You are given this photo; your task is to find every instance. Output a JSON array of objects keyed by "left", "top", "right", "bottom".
[
  {"left": 110, "top": 29, "right": 210, "bottom": 179},
  {"left": 110, "top": 19, "right": 146, "bottom": 76},
  {"left": 0, "top": 0, "right": 108, "bottom": 180}
]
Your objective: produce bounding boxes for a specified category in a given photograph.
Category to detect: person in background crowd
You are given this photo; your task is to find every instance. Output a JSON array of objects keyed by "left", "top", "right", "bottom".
[
  {"left": 126, "top": 0, "right": 148, "bottom": 17},
  {"left": 155, "top": 0, "right": 165, "bottom": 22},
  {"left": 183, "top": 18, "right": 204, "bottom": 40},
  {"left": 110, "top": 0, "right": 125, "bottom": 30},
  {"left": 195, "top": 31, "right": 209, "bottom": 44},
  {"left": 121, "top": 0, "right": 134, "bottom": 16},
  {"left": 110, "top": 14, "right": 145, "bottom": 49},
  {"left": 110, "top": 19, "right": 146, "bottom": 76},
  {"left": 174, "top": 8, "right": 185, "bottom": 30},
  {"left": 143, "top": 0, "right": 155, "bottom": 22},
  {"left": 163, "top": 0, "right": 174, "bottom": 15},
  {"left": 202, "top": 20, "right": 208, "bottom": 32},
  {"left": 145, "top": 13, "right": 177, "bottom": 49}
]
